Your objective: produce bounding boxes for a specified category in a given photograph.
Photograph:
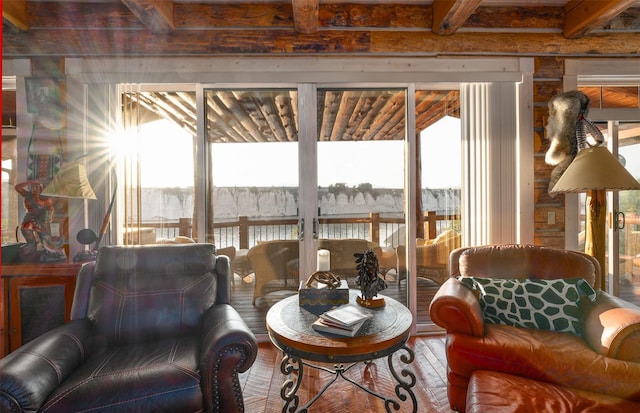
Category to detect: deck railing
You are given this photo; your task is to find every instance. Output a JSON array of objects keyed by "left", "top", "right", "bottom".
[{"left": 137, "top": 211, "right": 461, "bottom": 249}]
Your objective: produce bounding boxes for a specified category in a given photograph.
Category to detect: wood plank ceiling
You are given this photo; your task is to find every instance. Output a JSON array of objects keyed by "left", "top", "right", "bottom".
[{"left": 3, "top": 1, "right": 640, "bottom": 143}]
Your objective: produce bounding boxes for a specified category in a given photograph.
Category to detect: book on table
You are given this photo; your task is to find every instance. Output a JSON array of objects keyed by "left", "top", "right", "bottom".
[
  {"left": 311, "top": 304, "right": 373, "bottom": 337},
  {"left": 312, "top": 317, "right": 368, "bottom": 337}
]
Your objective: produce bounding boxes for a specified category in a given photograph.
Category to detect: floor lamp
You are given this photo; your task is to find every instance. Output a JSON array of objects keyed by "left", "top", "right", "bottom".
[{"left": 550, "top": 145, "right": 640, "bottom": 290}]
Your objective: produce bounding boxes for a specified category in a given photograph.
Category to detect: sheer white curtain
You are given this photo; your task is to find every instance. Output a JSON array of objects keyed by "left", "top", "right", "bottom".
[
  {"left": 118, "top": 84, "right": 143, "bottom": 245},
  {"left": 461, "top": 82, "right": 519, "bottom": 246}
]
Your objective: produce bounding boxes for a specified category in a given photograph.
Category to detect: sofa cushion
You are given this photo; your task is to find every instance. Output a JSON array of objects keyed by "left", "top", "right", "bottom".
[
  {"left": 40, "top": 336, "right": 203, "bottom": 412},
  {"left": 91, "top": 245, "right": 217, "bottom": 344},
  {"left": 467, "top": 370, "right": 640, "bottom": 413},
  {"left": 459, "top": 276, "right": 596, "bottom": 335}
]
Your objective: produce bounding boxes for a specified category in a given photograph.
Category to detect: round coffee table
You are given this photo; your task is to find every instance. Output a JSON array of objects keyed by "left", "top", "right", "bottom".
[{"left": 266, "top": 290, "right": 416, "bottom": 412}]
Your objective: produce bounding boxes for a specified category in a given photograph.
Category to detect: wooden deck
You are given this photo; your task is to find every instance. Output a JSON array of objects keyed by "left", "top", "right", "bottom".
[{"left": 230, "top": 270, "right": 440, "bottom": 336}]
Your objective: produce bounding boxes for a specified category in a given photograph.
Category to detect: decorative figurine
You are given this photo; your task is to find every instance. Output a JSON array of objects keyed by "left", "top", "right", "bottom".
[
  {"left": 354, "top": 249, "right": 387, "bottom": 308},
  {"left": 14, "top": 180, "right": 66, "bottom": 262}
]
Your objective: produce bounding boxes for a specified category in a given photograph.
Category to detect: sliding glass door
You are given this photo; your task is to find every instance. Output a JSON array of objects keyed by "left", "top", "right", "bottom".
[
  {"left": 316, "top": 88, "right": 408, "bottom": 306},
  {"left": 205, "top": 88, "right": 301, "bottom": 310}
]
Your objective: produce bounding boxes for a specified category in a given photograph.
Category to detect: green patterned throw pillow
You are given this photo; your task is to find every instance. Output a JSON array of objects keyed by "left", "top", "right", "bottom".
[{"left": 458, "top": 277, "right": 597, "bottom": 336}]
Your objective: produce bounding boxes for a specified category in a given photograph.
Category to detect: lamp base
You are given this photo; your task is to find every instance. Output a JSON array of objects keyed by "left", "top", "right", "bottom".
[{"left": 74, "top": 250, "right": 97, "bottom": 263}]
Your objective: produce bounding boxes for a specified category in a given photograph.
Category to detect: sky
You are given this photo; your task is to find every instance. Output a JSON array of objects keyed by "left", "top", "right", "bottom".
[{"left": 135, "top": 116, "right": 463, "bottom": 189}]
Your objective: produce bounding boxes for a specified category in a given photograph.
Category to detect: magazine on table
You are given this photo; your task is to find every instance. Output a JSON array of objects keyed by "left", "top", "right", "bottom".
[
  {"left": 320, "top": 303, "right": 373, "bottom": 327},
  {"left": 311, "top": 304, "right": 373, "bottom": 337},
  {"left": 312, "top": 317, "right": 368, "bottom": 337}
]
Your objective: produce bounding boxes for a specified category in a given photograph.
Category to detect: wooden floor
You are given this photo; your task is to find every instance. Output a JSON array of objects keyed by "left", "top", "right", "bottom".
[{"left": 239, "top": 336, "right": 454, "bottom": 413}]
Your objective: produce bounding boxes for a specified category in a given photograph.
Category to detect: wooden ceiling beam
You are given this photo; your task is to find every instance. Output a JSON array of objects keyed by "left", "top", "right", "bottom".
[
  {"left": 2, "top": 0, "right": 29, "bottom": 31},
  {"left": 121, "top": 0, "right": 175, "bottom": 34},
  {"left": 292, "top": 0, "right": 319, "bottom": 34},
  {"left": 432, "top": 0, "right": 482, "bottom": 35},
  {"left": 564, "top": 0, "right": 637, "bottom": 39}
]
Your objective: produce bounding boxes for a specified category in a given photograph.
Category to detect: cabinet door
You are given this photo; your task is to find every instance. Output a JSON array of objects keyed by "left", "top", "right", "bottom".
[{"left": 7, "top": 275, "right": 76, "bottom": 352}]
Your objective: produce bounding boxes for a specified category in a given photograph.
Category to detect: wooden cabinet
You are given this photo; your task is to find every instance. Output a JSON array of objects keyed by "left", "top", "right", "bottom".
[{"left": 1, "top": 263, "right": 81, "bottom": 356}]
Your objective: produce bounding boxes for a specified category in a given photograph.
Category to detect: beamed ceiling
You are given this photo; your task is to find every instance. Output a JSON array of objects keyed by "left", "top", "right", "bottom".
[{"left": 3, "top": 1, "right": 640, "bottom": 143}]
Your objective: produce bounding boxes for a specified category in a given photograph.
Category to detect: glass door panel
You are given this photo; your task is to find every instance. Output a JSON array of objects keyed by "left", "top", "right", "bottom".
[
  {"left": 316, "top": 88, "right": 407, "bottom": 306},
  {"left": 118, "top": 88, "right": 196, "bottom": 248},
  {"left": 413, "top": 89, "right": 461, "bottom": 324},
  {"left": 205, "top": 89, "right": 300, "bottom": 321},
  {"left": 617, "top": 122, "right": 640, "bottom": 306}
]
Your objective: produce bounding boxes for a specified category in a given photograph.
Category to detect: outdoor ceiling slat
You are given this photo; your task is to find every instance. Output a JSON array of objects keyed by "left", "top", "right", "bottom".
[
  {"left": 292, "top": 0, "right": 319, "bottom": 34},
  {"left": 330, "top": 91, "right": 361, "bottom": 141},
  {"left": 318, "top": 91, "right": 342, "bottom": 142},
  {"left": 432, "top": 0, "right": 483, "bottom": 35},
  {"left": 237, "top": 92, "right": 284, "bottom": 142},
  {"left": 206, "top": 95, "right": 250, "bottom": 143},
  {"left": 218, "top": 91, "right": 268, "bottom": 142},
  {"left": 2, "top": 0, "right": 29, "bottom": 31},
  {"left": 347, "top": 92, "right": 389, "bottom": 141},
  {"left": 121, "top": 0, "right": 175, "bottom": 34},
  {"left": 275, "top": 93, "right": 298, "bottom": 142},
  {"left": 161, "top": 92, "right": 197, "bottom": 124},
  {"left": 129, "top": 93, "right": 196, "bottom": 136},
  {"left": 564, "top": 0, "right": 638, "bottom": 38},
  {"left": 362, "top": 93, "right": 405, "bottom": 142},
  {"left": 255, "top": 94, "right": 290, "bottom": 143}
]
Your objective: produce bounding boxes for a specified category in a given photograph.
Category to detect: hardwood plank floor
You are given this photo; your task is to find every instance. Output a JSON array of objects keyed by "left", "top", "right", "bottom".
[{"left": 240, "top": 336, "right": 454, "bottom": 413}]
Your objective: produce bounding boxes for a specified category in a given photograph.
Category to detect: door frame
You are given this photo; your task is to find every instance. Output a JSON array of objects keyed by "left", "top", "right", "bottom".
[
  {"left": 564, "top": 59, "right": 640, "bottom": 294},
  {"left": 54, "top": 56, "right": 533, "bottom": 333}
]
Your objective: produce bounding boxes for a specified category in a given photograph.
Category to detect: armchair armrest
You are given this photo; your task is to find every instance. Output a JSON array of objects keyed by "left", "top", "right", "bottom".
[
  {"left": 0, "top": 319, "right": 93, "bottom": 412},
  {"left": 429, "top": 278, "right": 485, "bottom": 337},
  {"left": 582, "top": 291, "right": 640, "bottom": 362},
  {"left": 200, "top": 304, "right": 258, "bottom": 413}
]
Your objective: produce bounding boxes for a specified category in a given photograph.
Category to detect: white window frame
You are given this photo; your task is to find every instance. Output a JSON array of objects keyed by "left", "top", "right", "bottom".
[{"left": 55, "top": 56, "right": 533, "bottom": 333}]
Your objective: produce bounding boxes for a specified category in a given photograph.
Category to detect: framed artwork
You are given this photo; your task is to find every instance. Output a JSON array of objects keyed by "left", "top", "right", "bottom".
[{"left": 25, "top": 77, "right": 63, "bottom": 129}]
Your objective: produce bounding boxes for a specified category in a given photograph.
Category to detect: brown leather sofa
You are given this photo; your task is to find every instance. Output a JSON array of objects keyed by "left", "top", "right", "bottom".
[
  {"left": 0, "top": 244, "right": 258, "bottom": 413},
  {"left": 429, "top": 244, "right": 640, "bottom": 412}
]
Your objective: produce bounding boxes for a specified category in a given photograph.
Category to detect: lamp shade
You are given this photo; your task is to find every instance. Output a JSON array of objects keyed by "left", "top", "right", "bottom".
[
  {"left": 42, "top": 161, "right": 97, "bottom": 199},
  {"left": 550, "top": 146, "right": 640, "bottom": 194}
]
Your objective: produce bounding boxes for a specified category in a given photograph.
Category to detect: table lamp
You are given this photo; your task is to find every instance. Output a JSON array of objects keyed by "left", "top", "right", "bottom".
[
  {"left": 42, "top": 159, "right": 115, "bottom": 262},
  {"left": 550, "top": 145, "right": 640, "bottom": 290},
  {"left": 42, "top": 160, "right": 97, "bottom": 200}
]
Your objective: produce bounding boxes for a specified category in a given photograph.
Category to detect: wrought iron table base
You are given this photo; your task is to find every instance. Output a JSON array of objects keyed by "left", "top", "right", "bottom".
[{"left": 279, "top": 344, "right": 417, "bottom": 413}]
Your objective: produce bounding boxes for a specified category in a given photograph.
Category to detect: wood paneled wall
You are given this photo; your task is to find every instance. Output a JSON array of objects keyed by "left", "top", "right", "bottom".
[{"left": 533, "top": 56, "right": 566, "bottom": 248}]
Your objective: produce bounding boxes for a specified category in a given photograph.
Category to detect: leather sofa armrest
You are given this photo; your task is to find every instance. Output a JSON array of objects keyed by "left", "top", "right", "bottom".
[
  {"left": 0, "top": 319, "right": 93, "bottom": 412},
  {"left": 200, "top": 304, "right": 258, "bottom": 413},
  {"left": 70, "top": 261, "right": 96, "bottom": 320},
  {"left": 215, "top": 255, "right": 232, "bottom": 305},
  {"left": 429, "top": 277, "right": 485, "bottom": 337},
  {"left": 582, "top": 291, "right": 640, "bottom": 362}
]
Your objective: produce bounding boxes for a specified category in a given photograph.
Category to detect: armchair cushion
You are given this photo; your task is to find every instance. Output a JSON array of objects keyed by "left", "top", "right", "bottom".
[{"left": 459, "top": 276, "right": 596, "bottom": 336}]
